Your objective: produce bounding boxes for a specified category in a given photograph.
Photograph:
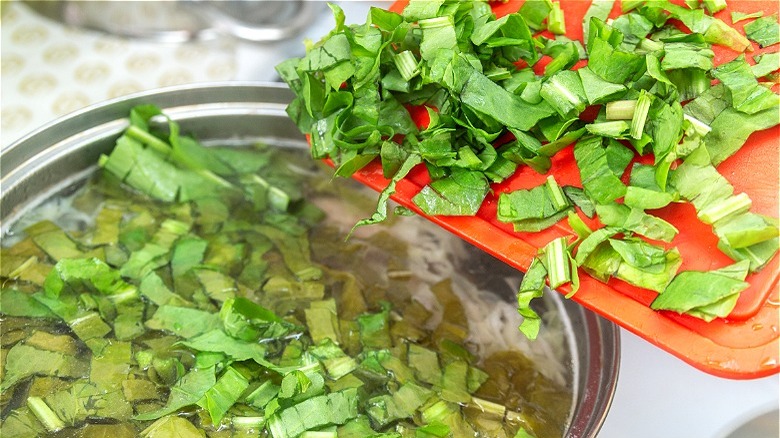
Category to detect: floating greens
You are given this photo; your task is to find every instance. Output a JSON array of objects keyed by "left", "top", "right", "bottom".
[{"left": 1, "top": 107, "right": 571, "bottom": 437}]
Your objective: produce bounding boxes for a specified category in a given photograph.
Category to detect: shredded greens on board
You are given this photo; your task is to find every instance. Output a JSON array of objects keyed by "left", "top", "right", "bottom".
[
  {"left": 279, "top": 0, "right": 780, "bottom": 338},
  {"left": 1, "top": 108, "right": 570, "bottom": 436}
]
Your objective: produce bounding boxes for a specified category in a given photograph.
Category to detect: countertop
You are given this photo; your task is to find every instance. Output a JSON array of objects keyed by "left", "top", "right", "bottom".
[{"left": 2, "top": 1, "right": 778, "bottom": 437}]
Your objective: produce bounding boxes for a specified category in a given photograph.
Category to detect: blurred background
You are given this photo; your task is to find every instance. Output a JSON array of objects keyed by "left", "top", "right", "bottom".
[{"left": 1, "top": 1, "right": 777, "bottom": 437}]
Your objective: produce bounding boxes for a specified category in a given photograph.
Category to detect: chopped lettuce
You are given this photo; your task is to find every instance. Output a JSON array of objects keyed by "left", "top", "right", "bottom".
[
  {"left": 662, "top": 3, "right": 751, "bottom": 52},
  {"left": 412, "top": 169, "right": 490, "bottom": 216},
  {"left": 651, "top": 261, "right": 750, "bottom": 321},
  {"left": 141, "top": 416, "right": 206, "bottom": 438},
  {"left": 712, "top": 56, "right": 780, "bottom": 115},
  {"left": 0, "top": 344, "right": 88, "bottom": 392},
  {"left": 582, "top": 0, "right": 616, "bottom": 46},
  {"left": 731, "top": 11, "right": 764, "bottom": 24},
  {"left": 744, "top": 14, "right": 780, "bottom": 48},
  {"left": 751, "top": 52, "right": 780, "bottom": 78},
  {"left": 497, "top": 176, "right": 572, "bottom": 232},
  {"left": 135, "top": 367, "right": 217, "bottom": 421},
  {"left": 589, "top": 238, "right": 681, "bottom": 293},
  {"left": 516, "top": 258, "right": 547, "bottom": 340},
  {"left": 573, "top": 136, "right": 627, "bottom": 204},
  {"left": 670, "top": 147, "right": 779, "bottom": 271},
  {"left": 595, "top": 203, "right": 678, "bottom": 242},
  {"left": 267, "top": 389, "right": 359, "bottom": 438},
  {"left": 578, "top": 66, "right": 628, "bottom": 105},
  {"left": 540, "top": 70, "right": 588, "bottom": 117},
  {"left": 587, "top": 18, "right": 646, "bottom": 84}
]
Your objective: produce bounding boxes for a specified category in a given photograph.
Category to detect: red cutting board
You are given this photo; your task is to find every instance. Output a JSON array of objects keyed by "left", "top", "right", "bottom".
[{"left": 342, "top": 0, "right": 779, "bottom": 379}]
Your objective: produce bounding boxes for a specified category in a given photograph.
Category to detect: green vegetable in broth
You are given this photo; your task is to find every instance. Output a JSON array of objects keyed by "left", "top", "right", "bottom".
[{"left": 0, "top": 106, "right": 571, "bottom": 437}]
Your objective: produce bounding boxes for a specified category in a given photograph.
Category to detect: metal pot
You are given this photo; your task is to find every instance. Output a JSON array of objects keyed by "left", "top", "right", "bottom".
[{"left": 0, "top": 82, "right": 619, "bottom": 437}]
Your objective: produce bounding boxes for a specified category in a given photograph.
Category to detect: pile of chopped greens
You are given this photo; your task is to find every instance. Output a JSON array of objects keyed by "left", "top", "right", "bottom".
[
  {"left": 277, "top": 0, "right": 780, "bottom": 337},
  {"left": 0, "top": 107, "right": 571, "bottom": 437}
]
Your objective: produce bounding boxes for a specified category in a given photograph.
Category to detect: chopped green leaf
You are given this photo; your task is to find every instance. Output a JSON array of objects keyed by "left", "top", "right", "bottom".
[
  {"left": 744, "top": 14, "right": 780, "bottom": 47},
  {"left": 497, "top": 176, "right": 572, "bottom": 232},
  {"left": 731, "top": 11, "right": 764, "bottom": 24},
  {"left": 198, "top": 366, "right": 249, "bottom": 425},
  {"left": 267, "top": 389, "right": 359, "bottom": 438},
  {"left": 752, "top": 52, "right": 780, "bottom": 78},
  {"left": 573, "top": 136, "right": 627, "bottom": 204},
  {"left": 135, "top": 367, "right": 217, "bottom": 421},
  {"left": 141, "top": 415, "right": 206, "bottom": 438},
  {"left": 651, "top": 261, "right": 750, "bottom": 321},
  {"left": 412, "top": 170, "right": 490, "bottom": 216},
  {"left": 516, "top": 258, "right": 547, "bottom": 340}
]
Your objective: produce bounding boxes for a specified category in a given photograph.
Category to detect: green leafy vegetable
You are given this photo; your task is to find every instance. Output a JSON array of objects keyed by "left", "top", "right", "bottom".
[
  {"left": 731, "top": 11, "right": 764, "bottom": 24},
  {"left": 651, "top": 261, "right": 750, "bottom": 321},
  {"left": 135, "top": 367, "right": 217, "bottom": 421},
  {"left": 751, "top": 52, "right": 780, "bottom": 78},
  {"left": 412, "top": 169, "right": 490, "bottom": 216},
  {"left": 27, "top": 397, "right": 65, "bottom": 433},
  {"left": 1, "top": 344, "right": 87, "bottom": 391},
  {"left": 145, "top": 305, "right": 221, "bottom": 339},
  {"left": 141, "top": 416, "right": 206, "bottom": 438},
  {"left": 2, "top": 103, "right": 570, "bottom": 437},
  {"left": 599, "top": 203, "right": 678, "bottom": 242},
  {"left": 671, "top": 147, "right": 780, "bottom": 271},
  {"left": 587, "top": 18, "right": 646, "bottom": 84},
  {"left": 497, "top": 176, "right": 572, "bottom": 232},
  {"left": 589, "top": 238, "right": 681, "bottom": 293},
  {"left": 518, "top": 0, "right": 553, "bottom": 31},
  {"left": 267, "top": 389, "right": 359, "bottom": 438},
  {"left": 516, "top": 258, "right": 548, "bottom": 340},
  {"left": 198, "top": 366, "right": 249, "bottom": 425},
  {"left": 583, "top": 0, "right": 615, "bottom": 46},
  {"left": 744, "top": 14, "right": 780, "bottom": 47},
  {"left": 712, "top": 55, "right": 780, "bottom": 115},
  {"left": 275, "top": 1, "right": 778, "bottom": 330},
  {"left": 181, "top": 330, "right": 268, "bottom": 365},
  {"left": 578, "top": 66, "right": 628, "bottom": 105},
  {"left": 702, "top": 0, "right": 727, "bottom": 14},
  {"left": 662, "top": 3, "right": 751, "bottom": 52},
  {"left": 0, "top": 288, "right": 55, "bottom": 318},
  {"left": 573, "top": 136, "right": 627, "bottom": 204},
  {"left": 540, "top": 70, "right": 588, "bottom": 117}
]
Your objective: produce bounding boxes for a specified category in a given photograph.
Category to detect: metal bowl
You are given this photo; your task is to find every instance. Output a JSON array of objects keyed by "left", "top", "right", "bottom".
[{"left": 0, "top": 82, "right": 620, "bottom": 437}]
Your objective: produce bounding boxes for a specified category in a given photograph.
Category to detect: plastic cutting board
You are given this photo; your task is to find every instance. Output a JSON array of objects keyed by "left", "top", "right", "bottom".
[{"left": 340, "top": 0, "right": 779, "bottom": 379}]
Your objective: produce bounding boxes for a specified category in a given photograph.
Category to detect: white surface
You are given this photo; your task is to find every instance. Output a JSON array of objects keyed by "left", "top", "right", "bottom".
[
  {"left": 0, "top": 2, "right": 237, "bottom": 147},
  {"left": 600, "top": 329, "right": 779, "bottom": 438}
]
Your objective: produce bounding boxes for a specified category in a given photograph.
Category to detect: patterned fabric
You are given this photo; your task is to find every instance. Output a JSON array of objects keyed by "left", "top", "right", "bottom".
[{"left": 0, "top": 2, "right": 237, "bottom": 147}]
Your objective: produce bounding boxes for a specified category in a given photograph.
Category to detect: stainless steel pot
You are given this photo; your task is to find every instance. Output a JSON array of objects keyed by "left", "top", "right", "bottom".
[{"left": 0, "top": 82, "right": 620, "bottom": 437}]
